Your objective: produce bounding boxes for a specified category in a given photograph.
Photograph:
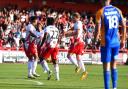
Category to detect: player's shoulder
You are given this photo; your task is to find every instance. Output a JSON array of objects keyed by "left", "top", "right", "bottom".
[
  {"left": 27, "top": 24, "right": 32, "bottom": 27},
  {"left": 104, "top": 5, "right": 122, "bottom": 13},
  {"left": 75, "top": 21, "right": 82, "bottom": 25},
  {"left": 27, "top": 24, "right": 35, "bottom": 29},
  {"left": 78, "top": 21, "right": 82, "bottom": 24},
  {"left": 44, "top": 25, "right": 58, "bottom": 32},
  {"left": 45, "top": 25, "right": 55, "bottom": 30},
  {"left": 96, "top": 7, "right": 104, "bottom": 17}
]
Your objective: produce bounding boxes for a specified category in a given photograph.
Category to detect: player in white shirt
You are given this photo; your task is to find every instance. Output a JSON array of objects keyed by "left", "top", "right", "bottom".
[
  {"left": 40, "top": 17, "right": 60, "bottom": 80},
  {"left": 64, "top": 12, "right": 88, "bottom": 80},
  {"left": 24, "top": 16, "right": 40, "bottom": 79},
  {"left": 36, "top": 22, "right": 48, "bottom": 73}
]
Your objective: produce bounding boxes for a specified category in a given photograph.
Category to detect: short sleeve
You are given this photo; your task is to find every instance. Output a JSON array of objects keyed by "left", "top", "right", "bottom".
[{"left": 96, "top": 8, "right": 103, "bottom": 24}]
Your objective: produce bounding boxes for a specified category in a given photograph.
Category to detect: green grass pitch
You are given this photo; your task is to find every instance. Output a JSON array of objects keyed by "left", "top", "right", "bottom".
[{"left": 0, "top": 63, "right": 127, "bottom": 89}]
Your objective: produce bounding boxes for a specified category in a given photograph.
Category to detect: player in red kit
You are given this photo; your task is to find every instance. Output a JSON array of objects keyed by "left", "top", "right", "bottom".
[
  {"left": 64, "top": 12, "right": 88, "bottom": 80},
  {"left": 40, "top": 17, "right": 60, "bottom": 81},
  {"left": 24, "top": 16, "right": 40, "bottom": 79}
]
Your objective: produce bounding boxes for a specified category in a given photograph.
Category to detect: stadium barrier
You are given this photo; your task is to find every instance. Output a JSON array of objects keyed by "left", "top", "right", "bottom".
[{"left": 0, "top": 49, "right": 127, "bottom": 64}]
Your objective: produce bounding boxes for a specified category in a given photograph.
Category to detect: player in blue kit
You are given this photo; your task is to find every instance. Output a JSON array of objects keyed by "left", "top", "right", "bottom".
[{"left": 93, "top": 0, "right": 126, "bottom": 89}]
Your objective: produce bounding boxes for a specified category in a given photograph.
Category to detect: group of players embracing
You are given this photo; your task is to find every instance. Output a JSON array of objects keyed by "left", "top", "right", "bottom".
[{"left": 24, "top": 12, "right": 88, "bottom": 81}]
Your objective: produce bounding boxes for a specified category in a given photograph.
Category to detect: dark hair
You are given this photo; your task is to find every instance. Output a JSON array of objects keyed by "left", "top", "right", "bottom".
[
  {"left": 73, "top": 12, "right": 81, "bottom": 19},
  {"left": 29, "top": 16, "right": 37, "bottom": 23},
  {"left": 47, "top": 17, "right": 55, "bottom": 26}
]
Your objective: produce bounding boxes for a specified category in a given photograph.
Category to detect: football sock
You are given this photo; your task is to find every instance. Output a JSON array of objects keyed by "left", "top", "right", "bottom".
[
  {"left": 78, "top": 56, "right": 85, "bottom": 72},
  {"left": 54, "top": 64, "right": 59, "bottom": 80},
  {"left": 41, "top": 60, "right": 50, "bottom": 72},
  {"left": 32, "top": 60, "right": 38, "bottom": 74},
  {"left": 28, "top": 60, "right": 33, "bottom": 76},
  {"left": 68, "top": 55, "right": 78, "bottom": 67},
  {"left": 111, "top": 69, "right": 118, "bottom": 89},
  {"left": 41, "top": 63, "right": 47, "bottom": 72},
  {"left": 104, "top": 71, "right": 110, "bottom": 89}
]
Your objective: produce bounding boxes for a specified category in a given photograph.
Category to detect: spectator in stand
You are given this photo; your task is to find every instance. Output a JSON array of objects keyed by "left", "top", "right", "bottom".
[{"left": 0, "top": 5, "right": 127, "bottom": 52}]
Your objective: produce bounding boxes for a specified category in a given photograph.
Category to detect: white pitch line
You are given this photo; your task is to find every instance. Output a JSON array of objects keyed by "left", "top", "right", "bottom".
[{"left": 27, "top": 80, "right": 43, "bottom": 85}]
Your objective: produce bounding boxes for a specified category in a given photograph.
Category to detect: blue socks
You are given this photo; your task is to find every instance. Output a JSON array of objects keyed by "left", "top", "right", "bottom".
[
  {"left": 104, "top": 71, "right": 110, "bottom": 89},
  {"left": 103, "top": 69, "right": 118, "bottom": 89},
  {"left": 111, "top": 69, "right": 118, "bottom": 89}
]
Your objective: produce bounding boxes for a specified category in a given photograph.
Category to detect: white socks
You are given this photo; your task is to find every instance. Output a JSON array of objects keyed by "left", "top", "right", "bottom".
[
  {"left": 41, "top": 60, "right": 50, "bottom": 72},
  {"left": 28, "top": 60, "right": 33, "bottom": 76},
  {"left": 41, "top": 59, "right": 60, "bottom": 80},
  {"left": 32, "top": 60, "right": 38, "bottom": 74},
  {"left": 77, "top": 55, "right": 85, "bottom": 72},
  {"left": 54, "top": 64, "right": 59, "bottom": 80},
  {"left": 68, "top": 55, "right": 78, "bottom": 67}
]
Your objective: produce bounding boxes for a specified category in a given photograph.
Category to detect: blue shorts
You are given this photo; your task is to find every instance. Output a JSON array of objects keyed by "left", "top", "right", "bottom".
[{"left": 100, "top": 46, "right": 120, "bottom": 63}]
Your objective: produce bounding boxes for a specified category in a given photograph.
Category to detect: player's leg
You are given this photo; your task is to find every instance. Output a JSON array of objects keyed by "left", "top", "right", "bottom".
[
  {"left": 67, "top": 44, "right": 78, "bottom": 67},
  {"left": 103, "top": 62, "right": 111, "bottom": 89},
  {"left": 76, "top": 42, "right": 88, "bottom": 77},
  {"left": 40, "top": 58, "right": 47, "bottom": 73},
  {"left": 76, "top": 54, "right": 88, "bottom": 80},
  {"left": 38, "top": 47, "right": 47, "bottom": 73},
  {"left": 32, "top": 53, "right": 40, "bottom": 77},
  {"left": 52, "top": 48, "right": 60, "bottom": 81},
  {"left": 67, "top": 53, "right": 78, "bottom": 67},
  {"left": 40, "top": 58, "right": 52, "bottom": 80},
  {"left": 101, "top": 46, "right": 111, "bottom": 89},
  {"left": 110, "top": 47, "right": 119, "bottom": 89},
  {"left": 40, "top": 47, "right": 52, "bottom": 80},
  {"left": 52, "top": 59, "right": 59, "bottom": 81},
  {"left": 24, "top": 42, "right": 35, "bottom": 79},
  {"left": 31, "top": 44, "right": 40, "bottom": 77}
]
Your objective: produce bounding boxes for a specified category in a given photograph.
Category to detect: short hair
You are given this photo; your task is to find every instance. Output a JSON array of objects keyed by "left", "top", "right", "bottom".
[
  {"left": 47, "top": 17, "right": 55, "bottom": 26},
  {"left": 73, "top": 12, "right": 81, "bottom": 19}
]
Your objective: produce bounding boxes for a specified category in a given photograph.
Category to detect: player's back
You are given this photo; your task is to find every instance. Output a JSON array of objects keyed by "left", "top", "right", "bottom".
[
  {"left": 98, "top": 5, "right": 123, "bottom": 47},
  {"left": 44, "top": 25, "right": 59, "bottom": 48}
]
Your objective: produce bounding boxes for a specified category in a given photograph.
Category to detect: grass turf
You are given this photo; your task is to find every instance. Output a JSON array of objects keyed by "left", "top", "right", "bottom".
[{"left": 0, "top": 63, "right": 127, "bottom": 89}]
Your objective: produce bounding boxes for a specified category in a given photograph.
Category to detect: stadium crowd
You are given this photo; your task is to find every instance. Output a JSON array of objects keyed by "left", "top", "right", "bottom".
[{"left": 0, "top": 6, "right": 127, "bottom": 50}]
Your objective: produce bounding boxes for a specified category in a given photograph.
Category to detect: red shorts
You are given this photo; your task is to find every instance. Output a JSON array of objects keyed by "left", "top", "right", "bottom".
[
  {"left": 68, "top": 42, "right": 84, "bottom": 55},
  {"left": 28, "top": 42, "right": 38, "bottom": 57},
  {"left": 24, "top": 42, "right": 31, "bottom": 58},
  {"left": 41, "top": 45, "right": 58, "bottom": 60}
]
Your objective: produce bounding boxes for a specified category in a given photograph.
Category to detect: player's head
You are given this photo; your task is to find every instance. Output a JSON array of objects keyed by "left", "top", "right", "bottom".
[
  {"left": 37, "top": 21, "right": 43, "bottom": 32},
  {"left": 101, "top": 0, "right": 111, "bottom": 6},
  {"left": 73, "top": 12, "right": 81, "bottom": 22},
  {"left": 30, "top": 16, "right": 38, "bottom": 26},
  {"left": 47, "top": 17, "right": 55, "bottom": 26}
]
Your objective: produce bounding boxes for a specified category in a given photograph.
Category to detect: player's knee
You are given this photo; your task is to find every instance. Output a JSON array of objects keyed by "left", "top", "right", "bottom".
[
  {"left": 40, "top": 58, "right": 43, "bottom": 63},
  {"left": 67, "top": 53, "right": 71, "bottom": 59},
  {"left": 52, "top": 60, "right": 58, "bottom": 64},
  {"left": 110, "top": 60, "right": 117, "bottom": 68},
  {"left": 103, "top": 62, "right": 111, "bottom": 71}
]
